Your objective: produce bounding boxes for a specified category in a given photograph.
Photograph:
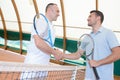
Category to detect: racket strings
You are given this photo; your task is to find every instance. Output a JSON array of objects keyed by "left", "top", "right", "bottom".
[
  {"left": 33, "top": 13, "right": 54, "bottom": 47},
  {"left": 86, "top": 48, "right": 94, "bottom": 59},
  {"left": 78, "top": 34, "right": 94, "bottom": 60}
]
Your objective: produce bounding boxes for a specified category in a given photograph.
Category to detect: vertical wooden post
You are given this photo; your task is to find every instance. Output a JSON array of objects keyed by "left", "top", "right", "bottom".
[
  {"left": 60, "top": 0, "right": 66, "bottom": 53},
  {"left": 96, "top": 0, "right": 98, "bottom": 10},
  {"left": 33, "top": 0, "right": 39, "bottom": 18},
  {"left": 0, "top": 8, "right": 7, "bottom": 49},
  {"left": 11, "top": 0, "right": 23, "bottom": 54}
]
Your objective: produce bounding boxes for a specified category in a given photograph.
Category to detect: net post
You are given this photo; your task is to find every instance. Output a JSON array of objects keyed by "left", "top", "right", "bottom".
[{"left": 71, "top": 66, "right": 78, "bottom": 80}]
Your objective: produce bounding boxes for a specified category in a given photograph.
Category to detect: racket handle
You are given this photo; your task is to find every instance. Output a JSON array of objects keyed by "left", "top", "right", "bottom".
[{"left": 93, "top": 67, "right": 100, "bottom": 80}]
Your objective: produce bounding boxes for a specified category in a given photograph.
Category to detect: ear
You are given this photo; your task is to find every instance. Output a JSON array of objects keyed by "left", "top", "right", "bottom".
[{"left": 97, "top": 16, "right": 101, "bottom": 21}]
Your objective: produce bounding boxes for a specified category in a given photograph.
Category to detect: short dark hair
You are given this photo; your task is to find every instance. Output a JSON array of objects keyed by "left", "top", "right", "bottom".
[
  {"left": 45, "top": 3, "right": 57, "bottom": 12},
  {"left": 90, "top": 10, "right": 104, "bottom": 23}
]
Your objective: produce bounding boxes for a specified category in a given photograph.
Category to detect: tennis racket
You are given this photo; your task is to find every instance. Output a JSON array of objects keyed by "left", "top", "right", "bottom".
[
  {"left": 77, "top": 34, "right": 100, "bottom": 80},
  {"left": 33, "top": 13, "right": 54, "bottom": 47}
]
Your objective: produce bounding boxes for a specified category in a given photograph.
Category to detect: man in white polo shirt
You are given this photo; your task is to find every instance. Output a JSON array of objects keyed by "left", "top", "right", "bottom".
[
  {"left": 24, "top": 3, "right": 62, "bottom": 65},
  {"left": 21, "top": 3, "right": 63, "bottom": 79}
]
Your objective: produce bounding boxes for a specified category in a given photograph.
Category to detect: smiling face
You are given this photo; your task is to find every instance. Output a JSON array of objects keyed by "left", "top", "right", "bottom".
[
  {"left": 50, "top": 5, "right": 60, "bottom": 21},
  {"left": 87, "top": 12, "right": 99, "bottom": 27},
  {"left": 46, "top": 3, "right": 60, "bottom": 22},
  {"left": 87, "top": 10, "right": 104, "bottom": 29}
]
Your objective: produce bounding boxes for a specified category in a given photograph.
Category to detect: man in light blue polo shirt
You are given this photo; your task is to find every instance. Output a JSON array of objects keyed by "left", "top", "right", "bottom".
[
  {"left": 61, "top": 10, "right": 120, "bottom": 80},
  {"left": 87, "top": 10, "right": 120, "bottom": 80}
]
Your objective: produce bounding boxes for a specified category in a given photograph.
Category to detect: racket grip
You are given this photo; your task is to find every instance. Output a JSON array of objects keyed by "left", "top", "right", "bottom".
[{"left": 93, "top": 67, "right": 100, "bottom": 80}]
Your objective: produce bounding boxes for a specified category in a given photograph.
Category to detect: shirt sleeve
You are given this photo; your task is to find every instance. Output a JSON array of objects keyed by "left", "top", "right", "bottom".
[
  {"left": 32, "top": 18, "right": 49, "bottom": 39},
  {"left": 107, "top": 30, "right": 120, "bottom": 49}
]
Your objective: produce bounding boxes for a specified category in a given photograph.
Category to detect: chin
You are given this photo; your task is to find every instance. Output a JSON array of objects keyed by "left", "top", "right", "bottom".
[
  {"left": 54, "top": 19, "right": 57, "bottom": 21},
  {"left": 88, "top": 24, "right": 92, "bottom": 26}
]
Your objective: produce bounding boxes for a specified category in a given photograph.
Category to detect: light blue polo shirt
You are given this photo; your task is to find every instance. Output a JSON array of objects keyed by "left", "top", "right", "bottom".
[{"left": 85, "top": 27, "right": 119, "bottom": 80}]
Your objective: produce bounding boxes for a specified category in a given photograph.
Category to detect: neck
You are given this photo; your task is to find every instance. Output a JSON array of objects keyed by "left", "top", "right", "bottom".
[
  {"left": 92, "top": 23, "right": 101, "bottom": 33},
  {"left": 45, "top": 14, "right": 52, "bottom": 23}
]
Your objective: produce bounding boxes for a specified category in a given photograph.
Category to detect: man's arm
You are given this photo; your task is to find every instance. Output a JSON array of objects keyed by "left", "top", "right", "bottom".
[
  {"left": 33, "top": 35, "right": 62, "bottom": 56},
  {"left": 62, "top": 50, "right": 84, "bottom": 60},
  {"left": 89, "top": 46, "right": 120, "bottom": 67}
]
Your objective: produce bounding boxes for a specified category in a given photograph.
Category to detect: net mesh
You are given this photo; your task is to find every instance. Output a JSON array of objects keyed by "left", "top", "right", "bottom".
[{"left": 0, "top": 61, "right": 85, "bottom": 80}]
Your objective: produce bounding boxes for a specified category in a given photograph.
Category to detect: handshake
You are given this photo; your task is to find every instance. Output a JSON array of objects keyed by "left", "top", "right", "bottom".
[
  {"left": 52, "top": 48, "right": 64, "bottom": 60},
  {"left": 52, "top": 48, "right": 83, "bottom": 61}
]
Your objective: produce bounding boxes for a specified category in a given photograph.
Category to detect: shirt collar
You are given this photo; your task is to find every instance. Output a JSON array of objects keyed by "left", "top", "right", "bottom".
[{"left": 91, "top": 26, "right": 104, "bottom": 35}]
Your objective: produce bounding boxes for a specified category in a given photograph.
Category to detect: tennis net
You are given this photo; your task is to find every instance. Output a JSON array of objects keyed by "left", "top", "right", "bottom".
[{"left": 0, "top": 61, "right": 85, "bottom": 80}]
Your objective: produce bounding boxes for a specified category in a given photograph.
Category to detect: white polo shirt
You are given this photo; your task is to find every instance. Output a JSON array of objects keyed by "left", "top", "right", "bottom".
[{"left": 24, "top": 15, "right": 55, "bottom": 65}]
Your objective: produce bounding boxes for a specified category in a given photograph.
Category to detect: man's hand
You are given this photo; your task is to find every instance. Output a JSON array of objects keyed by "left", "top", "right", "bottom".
[
  {"left": 52, "top": 49, "right": 64, "bottom": 60},
  {"left": 89, "top": 60, "right": 100, "bottom": 67}
]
